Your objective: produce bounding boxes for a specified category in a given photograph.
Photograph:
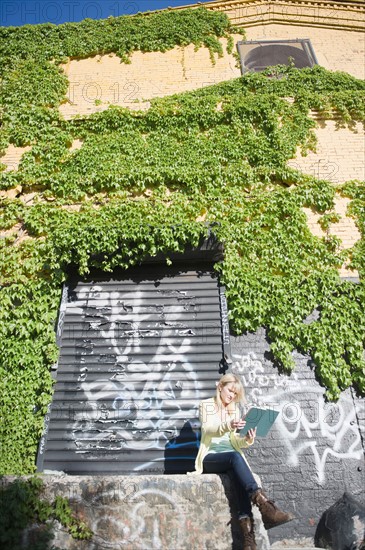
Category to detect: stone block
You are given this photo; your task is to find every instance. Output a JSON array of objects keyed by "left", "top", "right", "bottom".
[{"left": 2, "top": 474, "right": 270, "bottom": 549}]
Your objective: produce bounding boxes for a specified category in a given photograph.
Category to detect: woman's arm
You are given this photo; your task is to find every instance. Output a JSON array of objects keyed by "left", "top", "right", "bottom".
[
  {"left": 199, "top": 400, "right": 235, "bottom": 437},
  {"left": 232, "top": 427, "right": 257, "bottom": 448}
]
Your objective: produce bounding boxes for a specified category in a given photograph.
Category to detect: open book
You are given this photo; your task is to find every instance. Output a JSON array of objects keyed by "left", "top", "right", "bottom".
[{"left": 239, "top": 407, "right": 279, "bottom": 437}]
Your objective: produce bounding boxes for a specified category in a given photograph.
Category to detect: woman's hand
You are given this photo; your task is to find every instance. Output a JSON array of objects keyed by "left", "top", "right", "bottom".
[
  {"left": 230, "top": 418, "right": 246, "bottom": 431},
  {"left": 245, "top": 427, "right": 257, "bottom": 444}
]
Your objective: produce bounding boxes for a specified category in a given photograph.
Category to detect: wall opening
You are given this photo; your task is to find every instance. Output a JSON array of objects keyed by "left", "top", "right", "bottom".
[
  {"left": 37, "top": 259, "right": 230, "bottom": 475},
  {"left": 237, "top": 39, "right": 318, "bottom": 73}
]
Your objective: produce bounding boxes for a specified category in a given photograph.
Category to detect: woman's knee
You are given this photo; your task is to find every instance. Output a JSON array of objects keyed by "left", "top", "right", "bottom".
[
  {"left": 230, "top": 452, "right": 246, "bottom": 468},
  {"left": 230, "top": 453, "right": 255, "bottom": 478}
]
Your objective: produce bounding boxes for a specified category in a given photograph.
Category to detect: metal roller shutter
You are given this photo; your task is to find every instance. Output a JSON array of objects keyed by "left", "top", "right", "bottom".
[{"left": 37, "top": 262, "right": 230, "bottom": 474}]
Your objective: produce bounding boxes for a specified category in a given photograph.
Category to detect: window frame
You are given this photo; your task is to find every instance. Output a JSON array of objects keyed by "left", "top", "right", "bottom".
[{"left": 237, "top": 38, "right": 319, "bottom": 74}]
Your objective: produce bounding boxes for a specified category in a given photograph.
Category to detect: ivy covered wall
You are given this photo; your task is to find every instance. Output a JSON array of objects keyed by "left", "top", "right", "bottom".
[{"left": 0, "top": 7, "right": 364, "bottom": 474}]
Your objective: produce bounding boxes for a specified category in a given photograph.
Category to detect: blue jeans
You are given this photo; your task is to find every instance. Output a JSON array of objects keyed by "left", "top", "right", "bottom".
[{"left": 203, "top": 451, "right": 259, "bottom": 518}]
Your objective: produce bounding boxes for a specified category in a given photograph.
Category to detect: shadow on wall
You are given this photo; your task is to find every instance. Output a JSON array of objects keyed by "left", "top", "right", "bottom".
[{"left": 164, "top": 420, "right": 200, "bottom": 474}]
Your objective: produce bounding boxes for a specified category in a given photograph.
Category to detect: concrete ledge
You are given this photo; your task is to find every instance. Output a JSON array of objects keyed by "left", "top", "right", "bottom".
[
  {"left": 2, "top": 474, "right": 270, "bottom": 549},
  {"left": 272, "top": 538, "right": 323, "bottom": 548}
]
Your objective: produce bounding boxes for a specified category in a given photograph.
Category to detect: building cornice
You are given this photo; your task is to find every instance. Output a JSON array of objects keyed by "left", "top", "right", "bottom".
[{"left": 174, "top": 0, "right": 365, "bottom": 32}]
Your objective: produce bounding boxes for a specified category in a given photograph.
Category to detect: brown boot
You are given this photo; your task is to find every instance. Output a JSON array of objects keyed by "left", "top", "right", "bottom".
[
  {"left": 251, "top": 489, "right": 294, "bottom": 530},
  {"left": 239, "top": 517, "right": 257, "bottom": 550}
]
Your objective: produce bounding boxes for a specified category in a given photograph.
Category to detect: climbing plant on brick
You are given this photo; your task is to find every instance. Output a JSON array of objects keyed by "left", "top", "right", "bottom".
[{"left": 0, "top": 7, "right": 364, "bottom": 474}]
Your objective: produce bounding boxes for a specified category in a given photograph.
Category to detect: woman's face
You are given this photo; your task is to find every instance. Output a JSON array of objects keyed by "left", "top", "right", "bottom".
[{"left": 219, "top": 382, "right": 238, "bottom": 407}]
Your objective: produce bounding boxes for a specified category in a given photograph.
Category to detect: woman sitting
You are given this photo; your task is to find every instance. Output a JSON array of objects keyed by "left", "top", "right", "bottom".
[{"left": 190, "top": 372, "right": 294, "bottom": 549}]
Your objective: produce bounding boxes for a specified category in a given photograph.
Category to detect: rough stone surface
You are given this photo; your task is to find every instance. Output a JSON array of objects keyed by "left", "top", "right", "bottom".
[
  {"left": 273, "top": 546, "right": 320, "bottom": 550},
  {"left": 3, "top": 474, "right": 270, "bottom": 550}
]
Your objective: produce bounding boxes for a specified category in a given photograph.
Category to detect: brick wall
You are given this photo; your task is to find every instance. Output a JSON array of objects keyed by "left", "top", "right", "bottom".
[
  {"left": 58, "top": 21, "right": 364, "bottom": 119},
  {"left": 288, "top": 121, "right": 365, "bottom": 184},
  {"left": 3, "top": 26, "right": 363, "bottom": 277},
  {"left": 230, "top": 326, "right": 365, "bottom": 543},
  {"left": 288, "top": 119, "right": 364, "bottom": 278},
  {"left": 59, "top": 35, "right": 243, "bottom": 119},
  {"left": 206, "top": 0, "right": 365, "bottom": 46},
  {"left": 243, "top": 24, "right": 365, "bottom": 80}
]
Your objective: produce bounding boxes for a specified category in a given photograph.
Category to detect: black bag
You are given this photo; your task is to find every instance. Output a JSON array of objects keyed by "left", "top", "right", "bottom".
[{"left": 315, "top": 493, "right": 365, "bottom": 550}]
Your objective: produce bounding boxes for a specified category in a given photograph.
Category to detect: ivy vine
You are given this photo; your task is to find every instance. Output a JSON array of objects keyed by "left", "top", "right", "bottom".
[
  {"left": 0, "top": 476, "right": 93, "bottom": 548},
  {"left": 0, "top": 7, "right": 364, "bottom": 474},
  {"left": 0, "top": 7, "right": 237, "bottom": 71}
]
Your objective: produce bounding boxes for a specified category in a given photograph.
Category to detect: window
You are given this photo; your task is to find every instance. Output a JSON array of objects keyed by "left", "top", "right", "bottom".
[{"left": 237, "top": 39, "right": 318, "bottom": 73}]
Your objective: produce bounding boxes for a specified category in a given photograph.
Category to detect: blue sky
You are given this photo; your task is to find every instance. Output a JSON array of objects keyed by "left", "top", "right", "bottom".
[{"left": 0, "top": 0, "right": 214, "bottom": 27}]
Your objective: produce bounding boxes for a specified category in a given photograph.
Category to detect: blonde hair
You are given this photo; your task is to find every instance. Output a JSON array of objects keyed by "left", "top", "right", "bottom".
[{"left": 215, "top": 372, "right": 245, "bottom": 412}]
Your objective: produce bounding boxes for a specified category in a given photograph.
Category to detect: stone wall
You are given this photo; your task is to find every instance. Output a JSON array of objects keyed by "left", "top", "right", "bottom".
[{"left": 2, "top": 474, "right": 270, "bottom": 550}]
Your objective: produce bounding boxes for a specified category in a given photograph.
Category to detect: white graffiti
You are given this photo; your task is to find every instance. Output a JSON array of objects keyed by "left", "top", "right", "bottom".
[
  {"left": 232, "top": 352, "right": 364, "bottom": 484},
  {"left": 68, "top": 282, "right": 202, "bottom": 468},
  {"left": 50, "top": 482, "right": 204, "bottom": 550},
  {"left": 127, "top": 489, "right": 184, "bottom": 549}
]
